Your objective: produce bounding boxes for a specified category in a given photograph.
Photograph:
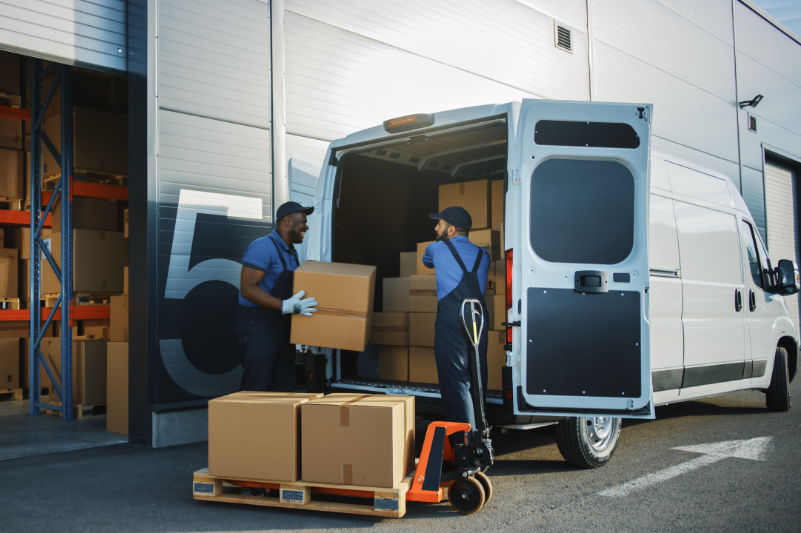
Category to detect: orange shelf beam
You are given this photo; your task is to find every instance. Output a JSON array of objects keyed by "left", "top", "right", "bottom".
[
  {"left": 0, "top": 104, "right": 30, "bottom": 121},
  {"left": 0, "top": 305, "right": 109, "bottom": 322},
  {"left": 0, "top": 209, "right": 52, "bottom": 228},
  {"left": 42, "top": 181, "right": 128, "bottom": 203}
]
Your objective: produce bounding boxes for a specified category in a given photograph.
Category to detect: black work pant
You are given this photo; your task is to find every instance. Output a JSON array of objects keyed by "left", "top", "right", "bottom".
[{"left": 235, "top": 306, "right": 296, "bottom": 391}]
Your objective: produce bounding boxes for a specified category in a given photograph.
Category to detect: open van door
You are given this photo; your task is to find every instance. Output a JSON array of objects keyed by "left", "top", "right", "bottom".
[{"left": 512, "top": 99, "right": 654, "bottom": 418}]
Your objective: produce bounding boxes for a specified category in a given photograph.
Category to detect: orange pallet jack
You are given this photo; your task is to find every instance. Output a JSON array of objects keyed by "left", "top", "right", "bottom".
[{"left": 405, "top": 298, "right": 494, "bottom": 514}]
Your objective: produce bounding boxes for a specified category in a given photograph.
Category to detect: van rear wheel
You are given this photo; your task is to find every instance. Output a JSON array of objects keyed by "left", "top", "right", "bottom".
[
  {"left": 766, "top": 346, "right": 791, "bottom": 412},
  {"left": 556, "top": 416, "right": 621, "bottom": 468}
]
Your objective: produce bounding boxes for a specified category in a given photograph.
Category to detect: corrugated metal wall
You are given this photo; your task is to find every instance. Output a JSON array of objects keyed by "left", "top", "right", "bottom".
[{"left": 0, "top": 0, "right": 127, "bottom": 71}]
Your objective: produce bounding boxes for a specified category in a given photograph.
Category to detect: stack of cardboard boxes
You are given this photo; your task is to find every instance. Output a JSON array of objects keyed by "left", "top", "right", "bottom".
[{"left": 372, "top": 178, "right": 508, "bottom": 390}]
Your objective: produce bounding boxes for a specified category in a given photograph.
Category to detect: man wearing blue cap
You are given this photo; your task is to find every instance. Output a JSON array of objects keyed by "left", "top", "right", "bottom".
[
  {"left": 236, "top": 201, "right": 318, "bottom": 391},
  {"left": 422, "top": 206, "right": 490, "bottom": 428}
]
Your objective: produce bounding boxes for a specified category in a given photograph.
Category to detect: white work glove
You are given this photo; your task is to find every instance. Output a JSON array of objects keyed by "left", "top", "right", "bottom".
[{"left": 281, "top": 290, "right": 318, "bottom": 316}]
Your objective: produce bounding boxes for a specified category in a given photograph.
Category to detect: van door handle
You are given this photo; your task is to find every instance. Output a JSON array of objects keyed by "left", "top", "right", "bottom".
[
  {"left": 749, "top": 289, "right": 756, "bottom": 312},
  {"left": 735, "top": 289, "right": 743, "bottom": 312}
]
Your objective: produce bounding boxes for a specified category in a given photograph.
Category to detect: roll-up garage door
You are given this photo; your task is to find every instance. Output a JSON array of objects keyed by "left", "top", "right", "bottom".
[{"left": 765, "top": 159, "right": 800, "bottom": 331}]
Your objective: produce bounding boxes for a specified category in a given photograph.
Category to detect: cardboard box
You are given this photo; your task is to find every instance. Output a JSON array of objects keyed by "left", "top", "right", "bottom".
[
  {"left": 399, "top": 251, "right": 417, "bottom": 278},
  {"left": 377, "top": 345, "right": 408, "bottom": 381},
  {"left": 123, "top": 266, "right": 129, "bottom": 295},
  {"left": 0, "top": 248, "right": 18, "bottom": 298},
  {"left": 409, "top": 312, "right": 435, "bottom": 347},
  {"left": 52, "top": 197, "right": 119, "bottom": 233},
  {"left": 42, "top": 230, "right": 126, "bottom": 293},
  {"left": 409, "top": 346, "right": 438, "bottom": 384},
  {"left": 0, "top": 118, "right": 22, "bottom": 151},
  {"left": 493, "top": 294, "right": 506, "bottom": 330},
  {"left": 0, "top": 338, "right": 19, "bottom": 389},
  {"left": 493, "top": 260, "right": 506, "bottom": 295},
  {"left": 409, "top": 275, "right": 437, "bottom": 313},
  {"left": 438, "top": 179, "right": 491, "bottom": 230},
  {"left": 109, "top": 295, "right": 128, "bottom": 342},
  {"left": 416, "top": 241, "right": 435, "bottom": 275},
  {"left": 42, "top": 107, "right": 128, "bottom": 177},
  {"left": 371, "top": 312, "right": 408, "bottom": 346},
  {"left": 487, "top": 331, "right": 506, "bottom": 390},
  {"left": 290, "top": 261, "right": 376, "bottom": 352},
  {"left": 77, "top": 319, "right": 109, "bottom": 339},
  {"left": 13, "top": 227, "right": 52, "bottom": 260},
  {"left": 491, "top": 180, "right": 504, "bottom": 230},
  {"left": 106, "top": 342, "right": 128, "bottom": 434},
  {"left": 301, "top": 393, "right": 415, "bottom": 488},
  {"left": 0, "top": 148, "right": 23, "bottom": 199},
  {"left": 39, "top": 338, "right": 107, "bottom": 404},
  {"left": 383, "top": 277, "right": 410, "bottom": 312},
  {"left": 469, "top": 229, "right": 500, "bottom": 260},
  {"left": 209, "top": 393, "right": 323, "bottom": 482}
]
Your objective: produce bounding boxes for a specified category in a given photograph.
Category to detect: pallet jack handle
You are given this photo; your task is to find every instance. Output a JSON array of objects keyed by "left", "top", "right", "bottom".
[{"left": 459, "top": 298, "right": 489, "bottom": 438}]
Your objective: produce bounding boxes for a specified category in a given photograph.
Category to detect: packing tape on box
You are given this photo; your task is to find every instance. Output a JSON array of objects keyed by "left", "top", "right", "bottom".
[
  {"left": 314, "top": 308, "right": 368, "bottom": 319},
  {"left": 340, "top": 394, "right": 372, "bottom": 427},
  {"left": 342, "top": 463, "right": 353, "bottom": 485}
]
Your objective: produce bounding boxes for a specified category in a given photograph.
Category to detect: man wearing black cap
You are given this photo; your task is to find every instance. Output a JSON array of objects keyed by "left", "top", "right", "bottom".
[
  {"left": 422, "top": 206, "right": 490, "bottom": 429},
  {"left": 236, "top": 201, "right": 318, "bottom": 391}
]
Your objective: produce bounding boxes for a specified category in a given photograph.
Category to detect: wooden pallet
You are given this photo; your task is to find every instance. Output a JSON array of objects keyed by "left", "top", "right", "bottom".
[
  {"left": 0, "top": 298, "right": 21, "bottom": 310},
  {"left": 44, "top": 292, "right": 113, "bottom": 307},
  {"left": 44, "top": 401, "right": 106, "bottom": 419},
  {"left": 0, "top": 388, "right": 23, "bottom": 401},
  {"left": 192, "top": 468, "right": 411, "bottom": 518}
]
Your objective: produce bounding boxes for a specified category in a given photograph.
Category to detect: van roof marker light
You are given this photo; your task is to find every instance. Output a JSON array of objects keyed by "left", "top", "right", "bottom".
[{"left": 383, "top": 113, "right": 435, "bottom": 133}]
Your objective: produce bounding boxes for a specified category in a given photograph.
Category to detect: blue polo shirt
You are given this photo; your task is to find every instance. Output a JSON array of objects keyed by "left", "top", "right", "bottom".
[
  {"left": 238, "top": 231, "right": 299, "bottom": 307},
  {"left": 422, "top": 236, "right": 490, "bottom": 300}
]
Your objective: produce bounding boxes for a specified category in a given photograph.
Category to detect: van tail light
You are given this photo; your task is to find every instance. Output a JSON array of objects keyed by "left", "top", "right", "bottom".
[{"left": 505, "top": 249, "right": 513, "bottom": 346}]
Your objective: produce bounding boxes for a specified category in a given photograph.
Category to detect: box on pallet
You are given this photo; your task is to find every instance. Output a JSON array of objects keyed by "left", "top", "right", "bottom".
[
  {"left": 39, "top": 338, "right": 107, "bottom": 404},
  {"left": 301, "top": 393, "right": 415, "bottom": 488},
  {"left": 208, "top": 392, "right": 323, "bottom": 482},
  {"left": 290, "top": 261, "right": 376, "bottom": 352},
  {"left": 438, "top": 179, "right": 491, "bottom": 230},
  {"left": 409, "top": 275, "right": 437, "bottom": 313},
  {"left": 0, "top": 148, "right": 23, "bottom": 199},
  {"left": 370, "top": 312, "right": 408, "bottom": 346},
  {"left": 409, "top": 347, "right": 438, "bottom": 384},
  {"left": 110, "top": 295, "right": 128, "bottom": 342},
  {"left": 383, "top": 277, "right": 410, "bottom": 312},
  {"left": 408, "top": 312, "right": 435, "bottom": 347},
  {"left": 42, "top": 230, "right": 126, "bottom": 294},
  {"left": 415, "top": 241, "right": 435, "bottom": 275},
  {"left": 0, "top": 338, "right": 20, "bottom": 389},
  {"left": 377, "top": 345, "right": 408, "bottom": 381},
  {"left": 106, "top": 342, "right": 128, "bottom": 435}
]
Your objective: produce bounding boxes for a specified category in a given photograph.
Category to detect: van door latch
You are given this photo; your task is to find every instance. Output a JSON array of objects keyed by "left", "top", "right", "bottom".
[
  {"left": 574, "top": 270, "right": 609, "bottom": 293},
  {"left": 501, "top": 321, "right": 521, "bottom": 328}
]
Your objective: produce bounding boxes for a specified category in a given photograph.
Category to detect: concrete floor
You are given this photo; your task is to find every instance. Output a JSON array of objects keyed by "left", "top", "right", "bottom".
[{"left": 0, "top": 398, "right": 127, "bottom": 461}]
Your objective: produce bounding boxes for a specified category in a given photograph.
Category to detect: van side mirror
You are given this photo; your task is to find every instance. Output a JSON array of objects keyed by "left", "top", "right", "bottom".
[{"left": 775, "top": 259, "right": 800, "bottom": 296}]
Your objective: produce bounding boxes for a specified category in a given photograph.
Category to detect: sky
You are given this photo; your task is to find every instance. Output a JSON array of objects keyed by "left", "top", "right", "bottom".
[{"left": 750, "top": 0, "right": 801, "bottom": 40}]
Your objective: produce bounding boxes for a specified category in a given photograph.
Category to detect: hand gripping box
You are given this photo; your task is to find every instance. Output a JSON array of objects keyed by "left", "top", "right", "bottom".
[
  {"left": 301, "top": 393, "right": 415, "bottom": 488},
  {"left": 208, "top": 392, "right": 323, "bottom": 482},
  {"left": 290, "top": 261, "right": 376, "bottom": 352}
]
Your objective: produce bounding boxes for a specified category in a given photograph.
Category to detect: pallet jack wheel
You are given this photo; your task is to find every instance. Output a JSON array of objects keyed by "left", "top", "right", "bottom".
[
  {"left": 448, "top": 476, "right": 486, "bottom": 514},
  {"left": 474, "top": 471, "right": 493, "bottom": 504}
]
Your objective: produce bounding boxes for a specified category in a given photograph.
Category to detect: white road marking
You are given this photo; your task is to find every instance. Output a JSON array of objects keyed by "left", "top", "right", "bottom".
[{"left": 598, "top": 437, "right": 773, "bottom": 497}]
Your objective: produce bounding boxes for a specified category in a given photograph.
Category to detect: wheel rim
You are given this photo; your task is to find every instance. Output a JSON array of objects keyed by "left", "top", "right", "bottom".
[
  {"left": 475, "top": 471, "right": 493, "bottom": 504},
  {"left": 449, "top": 477, "right": 485, "bottom": 514},
  {"left": 582, "top": 416, "right": 618, "bottom": 451}
]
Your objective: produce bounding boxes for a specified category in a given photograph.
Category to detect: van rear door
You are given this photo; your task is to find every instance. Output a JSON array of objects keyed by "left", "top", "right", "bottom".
[{"left": 513, "top": 99, "right": 653, "bottom": 418}]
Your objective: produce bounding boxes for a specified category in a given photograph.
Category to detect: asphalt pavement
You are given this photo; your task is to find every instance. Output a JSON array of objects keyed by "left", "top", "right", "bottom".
[{"left": 3, "top": 378, "right": 800, "bottom": 532}]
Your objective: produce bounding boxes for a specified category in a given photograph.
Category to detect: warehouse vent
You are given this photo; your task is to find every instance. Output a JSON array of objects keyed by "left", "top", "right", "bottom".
[
  {"left": 555, "top": 23, "right": 572, "bottom": 52},
  {"left": 748, "top": 113, "right": 758, "bottom": 132}
]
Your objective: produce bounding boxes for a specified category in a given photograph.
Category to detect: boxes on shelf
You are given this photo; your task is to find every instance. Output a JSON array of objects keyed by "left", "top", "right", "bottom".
[
  {"left": 399, "top": 251, "right": 416, "bottom": 278},
  {"left": 301, "top": 393, "right": 415, "bottom": 488},
  {"left": 0, "top": 248, "right": 18, "bottom": 299},
  {"left": 109, "top": 295, "right": 128, "bottom": 342},
  {"left": 0, "top": 338, "right": 20, "bottom": 389},
  {"left": 409, "top": 346, "right": 438, "bottom": 384},
  {"left": 415, "top": 241, "right": 435, "bottom": 275},
  {"left": 370, "top": 312, "right": 408, "bottom": 346},
  {"left": 208, "top": 392, "right": 323, "bottom": 482},
  {"left": 408, "top": 275, "right": 437, "bottom": 313},
  {"left": 77, "top": 319, "right": 109, "bottom": 340},
  {"left": 106, "top": 342, "right": 128, "bottom": 435},
  {"left": 408, "top": 312, "right": 435, "bottom": 347},
  {"left": 42, "top": 230, "right": 126, "bottom": 294},
  {"left": 377, "top": 345, "right": 408, "bottom": 381},
  {"left": 0, "top": 118, "right": 22, "bottom": 151},
  {"left": 383, "top": 277, "right": 410, "bottom": 313},
  {"left": 290, "top": 261, "right": 376, "bottom": 352},
  {"left": 52, "top": 197, "right": 119, "bottom": 233},
  {"left": 438, "top": 179, "right": 491, "bottom": 230},
  {"left": 0, "top": 148, "right": 23, "bottom": 199},
  {"left": 12, "top": 227, "right": 52, "bottom": 260},
  {"left": 39, "top": 338, "right": 107, "bottom": 404}
]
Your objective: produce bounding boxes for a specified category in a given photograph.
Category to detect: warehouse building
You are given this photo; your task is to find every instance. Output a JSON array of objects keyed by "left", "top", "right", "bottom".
[{"left": 0, "top": 0, "right": 798, "bottom": 447}]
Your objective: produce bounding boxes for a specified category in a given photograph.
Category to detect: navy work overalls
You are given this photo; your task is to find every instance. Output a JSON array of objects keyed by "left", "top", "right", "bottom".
[
  {"left": 434, "top": 240, "right": 489, "bottom": 429},
  {"left": 235, "top": 238, "right": 297, "bottom": 391}
]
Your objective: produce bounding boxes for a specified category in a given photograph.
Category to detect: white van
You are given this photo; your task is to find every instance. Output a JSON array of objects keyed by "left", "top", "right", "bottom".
[{"left": 300, "top": 100, "right": 799, "bottom": 467}]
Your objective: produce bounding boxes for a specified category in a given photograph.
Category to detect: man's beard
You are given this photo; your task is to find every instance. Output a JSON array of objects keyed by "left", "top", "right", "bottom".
[{"left": 436, "top": 229, "right": 449, "bottom": 242}]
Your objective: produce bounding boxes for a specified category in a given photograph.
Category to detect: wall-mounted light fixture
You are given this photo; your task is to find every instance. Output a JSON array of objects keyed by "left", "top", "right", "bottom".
[{"left": 739, "top": 94, "right": 764, "bottom": 108}]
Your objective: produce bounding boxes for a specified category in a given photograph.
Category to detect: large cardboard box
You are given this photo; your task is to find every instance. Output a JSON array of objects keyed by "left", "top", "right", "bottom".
[
  {"left": 39, "top": 338, "right": 107, "bottom": 404},
  {"left": 0, "top": 118, "right": 22, "bottom": 151},
  {"left": 301, "top": 393, "right": 415, "bottom": 488},
  {"left": 469, "top": 229, "right": 501, "bottom": 260},
  {"left": 371, "top": 312, "right": 408, "bottom": 346},
  {"left": 0, "top": 148, "right": 23, "bottom": 199},
  {"left": 409, "top": 275, "right": 437, "bottom": 313},
  {"left": 383, "top": 277, "right": 410, "bottom": 312},
  {"left": 209, "top": 392, "right": 323, "bottom": 482},
  {"left": 487, "top": 331, "right": 506, "bottom": 390},
  {"left": 52, "top": 197, "right": 119, "bottom": 233},
  {"left": 290, "top": 261, "right": 376, "bottom": 352},
  {"left": 13, "top": 227, "right": 52, "bottom": 260},
  {"left": 399, "top": 251, "right": 417, "bottom": 278},
  {"left": 492, "top": 294, "right": 506, "bottom": 331},
  {"left": 409, "top": 312, "right": 435, "bottom": 347},
  {"left": 491, "top": 180, "right": 504, "bottom": 230},
  {"left": 0, "top": 248, "right": 18, "bottom": 298},
  {"left": 0, "top": 338, "right": 19, "bottom": 389},
  {"left": 378, "top": 345, "right": 408, "bottom": 381},
  {"left": 438, "top": 179, "right": 491, "bottom": 230},
  {"left": 416, "top": 241, "right": 435, "bottom": 275},
  {"left": 78, "top": 319, "right": 109, "bottom": 339},
  {"left": 106, "top": 342, "right": 128, "bottom": 434},
  {"left": 493, "top": 260, "right": 506, "bottom": 295},
  {"left": 42, "top": 230, "right": 126, "bottom": 294},
  {"left": 42, "top": 107, "right": 128, "bottom": 177},
  {"left": 109, "top": 295, "right": 128, "bottom": 342},
  {"left": 409, "top": 346, "right": 438, "bottom": 384}
]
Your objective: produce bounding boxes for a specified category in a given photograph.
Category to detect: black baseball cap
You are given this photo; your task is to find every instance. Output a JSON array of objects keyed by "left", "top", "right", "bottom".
[
  {"left": 276, "top": 201, "right": 314, "bottom": 221},
  {"left": 429, "top": 206, "right": 472, "bottom": 231}
]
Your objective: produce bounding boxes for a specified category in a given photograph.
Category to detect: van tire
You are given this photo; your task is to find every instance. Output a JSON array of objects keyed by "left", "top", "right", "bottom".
[
  {"left": 555, "top": 416, "right": 621, "bottom": 468},
  {"left": 766, "top": 347, "right": 791, "bottom": 412}
]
